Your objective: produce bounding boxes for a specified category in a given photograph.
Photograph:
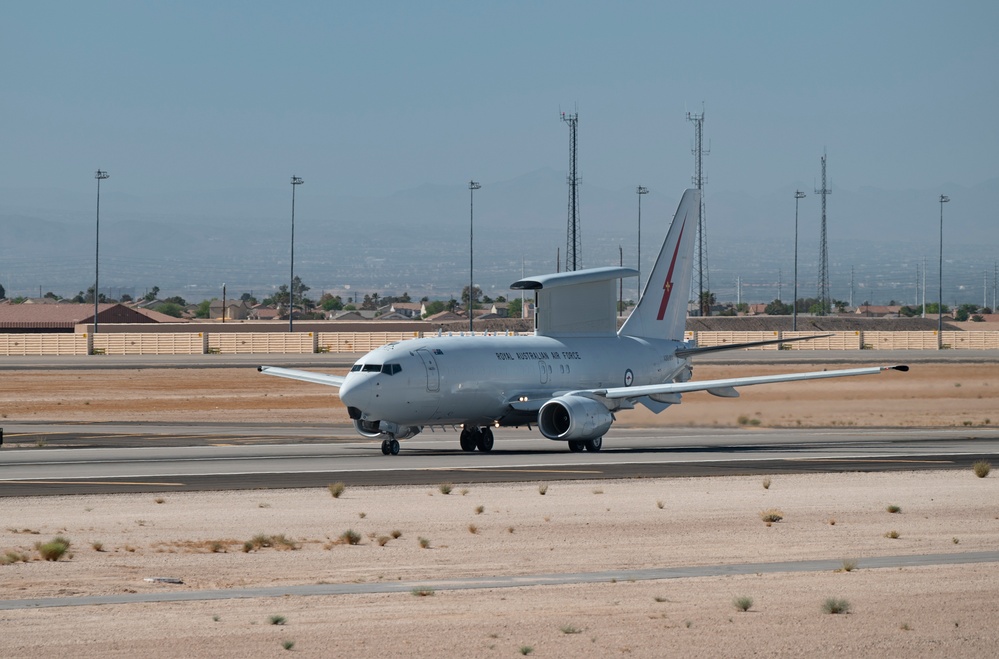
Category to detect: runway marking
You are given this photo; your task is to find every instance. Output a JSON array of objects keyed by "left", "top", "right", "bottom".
[
  {"left": 789, "top": 458, "right": 955, "bottom": 464},
  {"left": 440, "top": 468, "right": 603, "bottom": 475},
  {"left": 0, "top": 480, "right": 187, "bottom": 487}
]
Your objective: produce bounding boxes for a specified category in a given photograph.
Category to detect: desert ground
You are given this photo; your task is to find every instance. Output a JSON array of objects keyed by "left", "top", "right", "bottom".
[{"left": 1, "top": 360, "right": 998, "bottom": 657}]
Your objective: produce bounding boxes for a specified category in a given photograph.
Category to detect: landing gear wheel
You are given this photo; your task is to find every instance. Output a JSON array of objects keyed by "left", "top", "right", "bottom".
[
  {"left": 459, "top": 428, "right": 476, "bottom": 452},
  {"left": 389, "top": 438, "right": 400, "bottom": 455},
  {"left": 568, "top": 440, "right": 585, "bottom": 452},
  {"left": 381, "top": 440, "right": 391, "bottom": 455},
  {"left": 584, "top": 437, "right": 603, "bottom": 452},
  {"left": 477, "top": 427, "right": 494, "bottom": 452}
]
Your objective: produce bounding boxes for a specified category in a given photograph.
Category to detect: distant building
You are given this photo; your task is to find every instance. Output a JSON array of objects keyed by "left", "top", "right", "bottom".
[
  {"left": 209, "top": 299, "right": 250, "bottom": 321},
  {"left": 0, "top": 303, "right": 159, "bottom": 333}
]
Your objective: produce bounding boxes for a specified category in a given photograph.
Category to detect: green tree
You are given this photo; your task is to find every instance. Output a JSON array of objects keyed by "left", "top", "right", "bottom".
[
  {"left": 164, "top": 295, "right": 186, "bottom": 306},
  {"left": 422, "top": 300, "right": 446, "bottom": 317},
  {"left": 506, "top": 297, "right": 523, "bottom": 319},
  {"left": 765, "top": 299, "right": 792, "bottom": 315},
  {"left": 153, "top": 302, "right": 184, "bottom": 318},
  {"left": 698, "top": 290, "right": 715, "bottom": 316},
  {"left": 461, "top": 285, "right": 482, "bottom": 311},
  {"left": 144, "top": 286, "right": 160, "bottom": 302},
  {"left": 0, "top": 282, "right": 5, "bottom": 299},
  {"left": 320, "top": 293, "right": 343, "bottom": 312},
  {"left": 195, "top": 299, "right": 213, "bottom": 319}
]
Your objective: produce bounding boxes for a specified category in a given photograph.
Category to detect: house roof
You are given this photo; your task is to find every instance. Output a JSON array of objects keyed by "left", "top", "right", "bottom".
[{"left": 0, "top": 303, "right": 159, "bottom": 330}]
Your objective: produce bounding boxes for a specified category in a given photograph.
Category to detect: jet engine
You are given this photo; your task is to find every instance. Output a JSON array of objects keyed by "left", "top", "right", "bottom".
[
  {"left": 352, "top": 419, "right": 421, "bottom": 440},
  {"left": 537, "top": 395, "right": 613, "bottom": 441}
]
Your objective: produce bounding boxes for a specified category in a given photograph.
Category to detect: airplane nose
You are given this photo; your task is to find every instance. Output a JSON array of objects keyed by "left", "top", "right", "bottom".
[{"left": 339, "top": 375, "right": 373, "bottom": 419}]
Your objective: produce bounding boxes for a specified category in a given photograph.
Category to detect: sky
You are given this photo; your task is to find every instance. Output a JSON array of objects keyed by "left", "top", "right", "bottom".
[{"left": 3, "top": 0, "right": 997, "bottom": 203}]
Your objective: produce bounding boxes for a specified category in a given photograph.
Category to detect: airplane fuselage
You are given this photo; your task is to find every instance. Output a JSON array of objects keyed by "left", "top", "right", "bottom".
[{"left": 339, "top": 334, "right": 688, "bottom": 432}]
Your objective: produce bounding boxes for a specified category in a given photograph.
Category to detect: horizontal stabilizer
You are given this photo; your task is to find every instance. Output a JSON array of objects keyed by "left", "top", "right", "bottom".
[{"left": 675, "top": 334, "right": 835, "bottom": 358}]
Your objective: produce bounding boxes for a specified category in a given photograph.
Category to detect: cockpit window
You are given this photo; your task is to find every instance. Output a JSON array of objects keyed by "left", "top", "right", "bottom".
[
  {"left": 350, "top": 364, "right": 362, "bottom": 372},
  {"left": 361, "top": 364, "right": 382, "bottom": 372},
  {"left": 382, "top": 363, "right": 401, "bottom": 375}
]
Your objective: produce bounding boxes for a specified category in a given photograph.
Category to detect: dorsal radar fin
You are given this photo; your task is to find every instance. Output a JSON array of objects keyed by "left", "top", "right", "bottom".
[{"left": 618, "top": 189, "right": 700, "bottom": 341}]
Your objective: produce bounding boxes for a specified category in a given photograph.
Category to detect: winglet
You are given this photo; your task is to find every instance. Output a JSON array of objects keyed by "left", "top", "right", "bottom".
[{"left": 887, "top": 365, "right": 909, "bottom": 372}]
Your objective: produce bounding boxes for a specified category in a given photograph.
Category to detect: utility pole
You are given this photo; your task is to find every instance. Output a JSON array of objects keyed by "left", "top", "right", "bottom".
[
  {"left": 93, "top": 169, "right": 109, "bottom": 334},
  {"left": 636, "top": 186, "right": 649, "bottom": 300},
  {"left": 561, "top": 110, "right": 581, "bottom": 271},
  {"left": 793, "top": 190, "right": 805, "bottom": 330},
  {"left": 289, "top": 175, "right": 304, "bottom": 332},
  {"left": 688, "top": 108, "right": 710, "bottom": 315},
  {"left": 938, "top": 194, "right": 950, "bottom": 349},
  {"left": 815, "top": 153, "right": 832, "bottom": 315},
  {"left": 468, "top": 180, "right": 481, "bottom": 333}
]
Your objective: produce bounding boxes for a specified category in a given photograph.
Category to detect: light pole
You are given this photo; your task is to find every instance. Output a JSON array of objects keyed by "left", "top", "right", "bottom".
[
  {"left": 93, "top": 169, "right": 109, "bottom": 334},
  {"left": 636, "top": 186, "right": 649, "bottom": 300},
  {"left": 468, "top": 180, "right": 480, "bottom": 333},
  {"left": 289, "top": 175, "right": 304, "bottom": 332},
  {"left": 793, "top": 190, "right": 806, "bottom": 331},
  {"left": 938, "top": 194, "right": 949, "bottom": 349}
]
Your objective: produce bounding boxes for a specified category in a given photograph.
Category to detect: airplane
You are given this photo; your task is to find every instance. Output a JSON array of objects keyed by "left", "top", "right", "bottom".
[{"left": 259, "top": 188, "right": 907, "bottom": 455}]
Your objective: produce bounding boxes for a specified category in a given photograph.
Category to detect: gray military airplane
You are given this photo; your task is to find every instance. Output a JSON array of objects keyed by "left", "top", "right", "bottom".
[{"left": 260, "top": 189, "right": 907, "bottom": 455}]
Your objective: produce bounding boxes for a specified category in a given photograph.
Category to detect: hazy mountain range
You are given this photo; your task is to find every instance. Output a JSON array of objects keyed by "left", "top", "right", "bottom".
[{"left": 2, "top": 169, "right": 997, "bottom": 307}]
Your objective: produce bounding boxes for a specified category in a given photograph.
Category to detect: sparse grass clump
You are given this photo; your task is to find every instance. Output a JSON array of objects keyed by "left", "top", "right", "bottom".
[
  {"left": 246, "top": 533, "right": 299, "bottom": 551},
  {"left": 822, "top": 598, "right": 851, "bottom": 614},
  {"left": 733, "top": 596, "right": 753, "bottom": 612},
  {"left": 154, "top": 497, "right": 165, "bottom": 504},
  {"left": 519, "top": 647, "right": 534, "bottom": 656},
  {"left": 338, "top": 530, "right": 361, "bottom": 546},
  {"left": 973, "top": 460, "right": 991, "bottom": 478},
  {"left": 759, "top": 509, "right": 783, "bottom": 524},
  {"left": 762, "top": 477, "right": 771, "bottom": 490},
  {"left": 377, "top": 535, "right": 391, "bottom": 546},
  {"left": 282, "top": 640, "right": 295, "bottom": 650},
  {"left": 468, "top": 524, "right": 479, "bottom": 534},
  {"left": 411, "top": 587, "right": 435, "bottom": 597},
  {"left": 885, "top": 530, "right": 900, "bottom": 539},
  {"left": 886, "top": 504, "right": 901, "bottom": 514},
  {"left": 2, "top": 550, "right": 30, "bottom": 565},
  {"left": 328, "top": 482, "right": 346, "bottom": 498},
  {"left": 839, "top": 559, "right": 858, "bottom": 572},
  {"left": 37, "top": 536, "right": 71, "bottom": 561},
  {"left": 91, "top": 541, "right": 104, "bottom": 552},
  {"left": 418, "top": 537, "right": 430, "bottom": 549},
  {"left": 268, "top": 614, "right": 287, "bottom": 625},
  {"left": 560, "top": 624, "right": 582, "bottom": 634},
  {"left": 475, "top": 505, "right": 485, "bottom": 514},
  {"left": 391, "top": 530, "right": 402, "bottom": 539},
  {"left": 656, "top": 499, "right": 664, "bottom": 509},
  {"left": 538, "top": 483, "right": 548, "bottom": 495},
  {"left": 439, "top": 482, "right": 453, "bottom": 495}
]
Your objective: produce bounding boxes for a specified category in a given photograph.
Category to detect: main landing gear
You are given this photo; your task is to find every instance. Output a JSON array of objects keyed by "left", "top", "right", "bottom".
[
  {"left": 567, "top": 437, "right": 602, "bottom": 453},
  {"left": 459, "top": 426, "right": 495, "bottom": 452},
  {"left": 380, "top": 438, "right": 400, "bottom": 455}
]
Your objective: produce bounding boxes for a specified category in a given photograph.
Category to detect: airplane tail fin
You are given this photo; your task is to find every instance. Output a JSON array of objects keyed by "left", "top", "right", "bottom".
[{"left": 618, "top": 189, "right": 700, "bottom": 341}]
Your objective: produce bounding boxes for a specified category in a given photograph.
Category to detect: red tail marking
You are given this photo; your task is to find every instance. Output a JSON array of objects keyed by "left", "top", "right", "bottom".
[{"left": 656, "top": 218, "right": 687, "bottom": 321}]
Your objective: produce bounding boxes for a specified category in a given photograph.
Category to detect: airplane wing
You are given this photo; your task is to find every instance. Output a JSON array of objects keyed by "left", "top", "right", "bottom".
[
  {"left": 585, "top": 365, "right": 909, "bottom": 401},
  {"left": 257, "top": 366, "right": 345, "bottom": 389}
]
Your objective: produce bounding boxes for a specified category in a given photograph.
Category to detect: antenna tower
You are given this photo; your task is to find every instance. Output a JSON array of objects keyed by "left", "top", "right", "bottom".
[
  {"left": 687, "top": 109, "right": 710, "bottom": 315},
  {"left": 561, "top": 111, "right": 581, "bottom": 271},
  {"left": 815, "top": 152, "right": 832, "bottom": 314}
]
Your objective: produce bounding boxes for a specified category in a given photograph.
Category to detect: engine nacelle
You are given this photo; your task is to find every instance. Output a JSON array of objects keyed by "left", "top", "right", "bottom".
[
  {"left": 538, "top": 395, "right": 614, "bottom": 441},
  {"left": 352, "top": 419, "right": 421, "bottom": 440}
]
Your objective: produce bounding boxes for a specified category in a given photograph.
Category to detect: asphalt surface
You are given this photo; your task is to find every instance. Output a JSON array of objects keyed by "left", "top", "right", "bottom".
[{"left": 2, "top": 424, "right": 997, "bottom": 496}]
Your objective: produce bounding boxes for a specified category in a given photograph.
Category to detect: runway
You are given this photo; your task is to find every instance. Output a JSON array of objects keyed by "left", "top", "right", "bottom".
[{"left": 2, "top": 424, "right": 997, "bottom": 496}]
